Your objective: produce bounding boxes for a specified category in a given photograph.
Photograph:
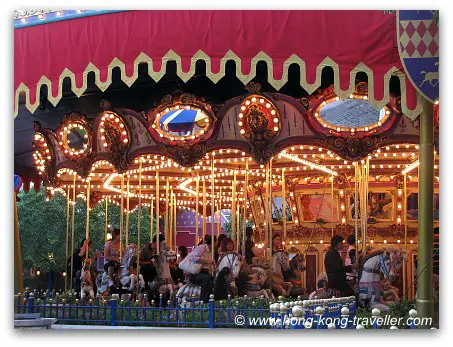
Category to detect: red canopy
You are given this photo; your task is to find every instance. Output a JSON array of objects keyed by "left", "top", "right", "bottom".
[{"left": 14, "top": 10, "right": 421, "bottom": 119}]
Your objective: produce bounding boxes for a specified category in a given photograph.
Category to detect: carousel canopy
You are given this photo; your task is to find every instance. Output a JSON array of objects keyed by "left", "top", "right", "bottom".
[{"left": 14, "top": 10, "right": 422, "bottom": 119}]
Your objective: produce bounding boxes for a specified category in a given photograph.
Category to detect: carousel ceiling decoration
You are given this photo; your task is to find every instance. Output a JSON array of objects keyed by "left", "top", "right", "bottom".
[
  {"left": 33, "top": 87, "right": 439, "bottom": 214},
  {"left": 149, "top": 94, "right": 216, "bottom": 144},
  {"left": 238, "top": 92, "right": 281, "bottom": 164},
  {"left": 56, "top": 114, "right": 92, "bottom": 159},
  {"left": 14, "top": 11, "right": 423, "bottom": 119}
]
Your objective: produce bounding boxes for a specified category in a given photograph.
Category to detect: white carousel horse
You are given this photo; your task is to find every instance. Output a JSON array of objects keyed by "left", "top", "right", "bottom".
[
  {"left": 270, "top": 250, "right": 292, "bottom": 297},
  {"left": 214, "top": 252, "right": 242, "bottom": 299},
  {"left": 176, "top": 252, "right": 242, "bottom": 306},
  {"left": 358, "top": 246, "right": 407, "bottom": 311},
  {"left": 97, "top": 244, "right": 145, "bottom": 297},
  {"left": 240, "top": 265, "right": 274, "bottom": 299}
]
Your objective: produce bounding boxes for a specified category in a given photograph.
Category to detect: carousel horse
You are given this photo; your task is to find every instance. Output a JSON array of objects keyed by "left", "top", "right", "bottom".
[
  {"left": 80, "top": 258, "right": 95, "bottom": 302},
  {"left": 213, "top": 251, "right": 242, "bottom": 300},
  {"left": 358, "top": 246, "right": 407, "bottom": 311},
  {"left": 237, "top": 259, "right": 274, "bottom": 300},
  {"left": 269, "top": 250, "right": 292, "bottom": 297},
  {"left": 97, "top": 261, "right": 122, "bottom": 297},
  {"left": 177, "top": 252, "right": 242, "bottom": 306},
  {"left": 97, "top": 244, "right": 145, "bottom": 298},
  {"left": 283, "top": 253, "right": 306, "bottom": 297},
  {"left": 147, "top": 243, "right": 175, "bottom": 305}
]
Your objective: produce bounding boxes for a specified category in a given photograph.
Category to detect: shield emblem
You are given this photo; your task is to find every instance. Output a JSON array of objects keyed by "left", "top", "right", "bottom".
[{"left": 397, "top": 10, "right": 439, "bottom": 103}]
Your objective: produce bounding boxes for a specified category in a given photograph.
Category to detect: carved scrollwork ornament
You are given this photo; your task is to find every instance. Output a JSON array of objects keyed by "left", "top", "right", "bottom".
[{"left": 237, "top": 94, "right": 281, "bottom": 164}]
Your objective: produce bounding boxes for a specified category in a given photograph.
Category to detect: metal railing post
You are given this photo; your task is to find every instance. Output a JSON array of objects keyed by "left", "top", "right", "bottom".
[
  {"left": 28, "top": 293, "right": 34, "bottom": 314},
  {"left": 110, "top": 298, "right": 117, "bottom": 326},
  {"left": 208, "top": 294, "right": 215, "bottom": 329}
]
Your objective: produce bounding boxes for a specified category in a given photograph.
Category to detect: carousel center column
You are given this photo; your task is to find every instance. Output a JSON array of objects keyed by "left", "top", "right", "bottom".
[{"left": 417, "top": 98, "right": 434, "bottom": 325}]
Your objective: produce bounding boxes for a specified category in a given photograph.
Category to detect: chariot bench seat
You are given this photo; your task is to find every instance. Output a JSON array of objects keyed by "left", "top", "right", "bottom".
[{"left": 14, "top": 313, "right": 56, "bottom": 329}]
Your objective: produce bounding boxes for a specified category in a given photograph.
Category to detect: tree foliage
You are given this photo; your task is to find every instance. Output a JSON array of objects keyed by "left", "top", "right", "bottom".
[{"left": 17, "top": 188, "right": 157, "bottom": 272}]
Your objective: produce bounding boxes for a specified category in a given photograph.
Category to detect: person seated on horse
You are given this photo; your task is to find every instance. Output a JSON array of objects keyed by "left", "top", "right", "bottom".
[
  {"left": 170, "top": 249, "right": 185, "bottom": 288},
  {"left": 325, "top": 235, "right": 359, "bottom": 298},
  {"left": 186, "top": 235, "right": 215, "bottom": 303},
  {"left": 139, "top": 234, "right": 164, "bottom": 290},
  {"left": 214, "top": 238, "right": 241, "bottom": 299},
  {"left": 214, "top": 234, "right": 227, "bottom": 263},
  {"left": 104, "top": 229, "right": 121, "bottom": 288},
  {"left": 80, "top": 258, "right": 95, "bottom": 301},
  {"left": 270, "top": 234, "right": 293, "bottom": 297},
  {"left": 244, "top": 227, "right": 266, "bottom": 265}
]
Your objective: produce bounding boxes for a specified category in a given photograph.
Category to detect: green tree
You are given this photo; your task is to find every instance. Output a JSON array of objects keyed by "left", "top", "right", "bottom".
[{"left": 17, "top": 188, "right": 157, "bottom": 273}]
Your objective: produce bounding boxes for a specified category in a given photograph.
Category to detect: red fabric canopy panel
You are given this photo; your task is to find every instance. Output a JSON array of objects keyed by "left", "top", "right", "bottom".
[{"left": 14, "top": 10, "right": 421, "bottom": 119}]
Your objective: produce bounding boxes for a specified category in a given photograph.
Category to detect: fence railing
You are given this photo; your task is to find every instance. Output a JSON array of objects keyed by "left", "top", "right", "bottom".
[
  {"left": 14, "top": 289, "right": 363, "bottom": 329},
  {"left": 15, "top": 291, "right": 423, "bottom": 329}
]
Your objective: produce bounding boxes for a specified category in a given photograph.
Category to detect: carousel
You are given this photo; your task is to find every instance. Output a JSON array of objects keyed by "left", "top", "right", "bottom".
[
  {"left": 30, "top": 80, "right": 439, "bottom": 298},
  {"left": 14, "top": 10, "right": 439, "bottom": 317}
]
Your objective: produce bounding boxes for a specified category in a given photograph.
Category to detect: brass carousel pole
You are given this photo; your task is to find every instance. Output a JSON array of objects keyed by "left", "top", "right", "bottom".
[
  {"left": 231, "top": 171, "right": 237, "bottom": 244},
  {"left": 217, "top": 187, "right": 222, "bottom": 237},
  {"left": 156, "top": 169, "right": 160, "bottom": 253},
  {"left": 236, "top": 199, "right": 240, "bottom": 253},
  {"left": 150, "top": 195, "right": 154, "bottom": 243},
  {"left": 136, "top": 160, "right": 143, "bottom": 298},
  {"left": 403, "top": 173, "right": 408, "bottom": 299},
  {"left": 120, "top": 174, "right": 124, "bottom": 259},
  {"left": 125, "top": 175, "right": 130, "bottom": 247},
  {"left": 404, "top": 174, "right": 408, "bottom": 250},
  {"left": 243, "top": 162, "right": 249, "bottom": 256},
  {"left": 169, "top": 189, "right": 173, "bottom": 250},
  {"left": 263, "top": 163, "right": 272, "bottom": 246},
  {"left": 203, "top": 179, "right": 207, "bottom": 243},
  {"left": 104, "top": 197, "right": 109, "bottom": 242},
  {"left": 70, "top": 173, "right": 76, "bottom": 291},
  {"left": 417, "top": 98, "right": 434, "bottom": 322},
  {"left": 195, "top": 173, "right": 200, "bottom": 247},
  {"left": 165, "top": 177, "right": 170, "bottom": 244},
  {"left": 282, "top": 168, "right": 286, "bottom": 241},
  {"left": 211, "top": 153, "right": 215, "bottom": 260},
  {"left": 269, "top": 159, "right": 273, "bottom": 250},
  {"left": 331, "top": 175, "right": 334, "bottom": 238},
  {"left": 64, "top": 185, "right": 70, "bottom": 292},
  {"left": 174, "top": 191, "right": 177, "bottom": 250},
  {"left": 354, "top": 163, "right": 359, "bottom": 257},
  {"left": 85, "top": 180, "right": 91, "bottom": 259}
]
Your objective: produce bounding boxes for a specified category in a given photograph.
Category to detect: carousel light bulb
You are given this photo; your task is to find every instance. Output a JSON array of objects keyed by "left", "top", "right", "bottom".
[{"left": 273, "top": 126, "right": 279, "bottom": 132}]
